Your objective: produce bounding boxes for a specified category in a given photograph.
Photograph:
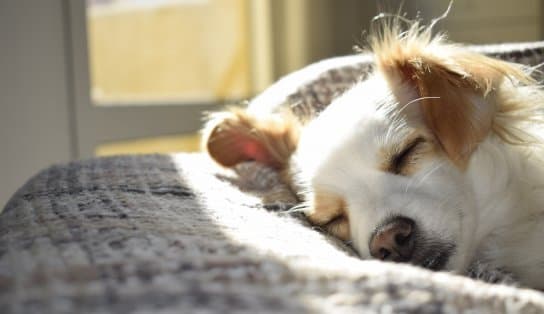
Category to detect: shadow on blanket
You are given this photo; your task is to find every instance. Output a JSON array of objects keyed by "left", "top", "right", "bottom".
[{"left": 0, "top": 153, "right": 543, "bottom": 313}]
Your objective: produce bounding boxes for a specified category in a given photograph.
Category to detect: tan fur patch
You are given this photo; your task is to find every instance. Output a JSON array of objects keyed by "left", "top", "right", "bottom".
[
  {"left": 203, "top": 107, "right": 300, "bottom": 169},
  {"left": 416, "top": 67, "right": 494, "bottom": 169},
  {"left": 305, "top": 189, "right": 350, "bottom": 240},
  {"left": 379, "top": 133, "right": 438, "bottom": 176},
  {"left": 370, "top": 19, "right": 534, "bottom": 169}
]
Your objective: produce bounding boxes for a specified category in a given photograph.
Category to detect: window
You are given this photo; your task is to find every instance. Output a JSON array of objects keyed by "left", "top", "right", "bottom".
[
  {"left": 67, "top": 0, "right": 275, "bottom": 157},
  {"left": 87, "top": 0, "right": 254, "bottom": 105}
]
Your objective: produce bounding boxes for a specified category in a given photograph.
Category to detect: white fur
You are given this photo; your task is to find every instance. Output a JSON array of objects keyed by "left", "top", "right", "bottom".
[
  {"left": 202, "top": 17, "right": 544, "bottom": 288},
  {"left": 291, "top": 71, "right": 544, "bottom": 289}
]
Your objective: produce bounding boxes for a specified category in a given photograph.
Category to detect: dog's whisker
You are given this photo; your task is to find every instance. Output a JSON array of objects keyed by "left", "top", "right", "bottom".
[
  {"left": 398, "top": 96, "right": 441, "bottom": 112},
  {"left": 403, "top": 160, "right": 445, "bottom": 194},
  {"left": 429, "top": 1, "right": 453, "bottom": 31},
  {"left": 286, "top": 203, "right": 309, "bottom": 214},
  {"left": 415, "top": 160, "right": 447, "bottom": 188},
  {"left": 526, "top": 61, "right": 544, "bottom": 75}
]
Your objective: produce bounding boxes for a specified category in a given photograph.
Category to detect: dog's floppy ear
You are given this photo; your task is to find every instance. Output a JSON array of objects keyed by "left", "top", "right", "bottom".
[
  {"left": 375, "top": 35, "right": 527, "bottom": 169},
  {"left": 202, "top": 107, "right": 299, "bottom": 169}
]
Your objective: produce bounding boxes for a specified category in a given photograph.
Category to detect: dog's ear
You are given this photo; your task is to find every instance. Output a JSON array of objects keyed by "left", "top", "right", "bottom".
[
  {"left": 376, "top": 42, "right": 527, "bottom": 169},
  {"left": 202, "top": 107, "right": 299, "bottom": 169}
]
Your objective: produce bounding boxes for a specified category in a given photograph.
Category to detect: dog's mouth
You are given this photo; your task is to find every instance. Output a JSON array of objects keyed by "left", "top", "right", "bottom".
[
  {"left": 418, "top": 248, "right": 452, "bottom": 270},
  {"left": 411, "top": 240, "right": 456, "bottom": 271}
]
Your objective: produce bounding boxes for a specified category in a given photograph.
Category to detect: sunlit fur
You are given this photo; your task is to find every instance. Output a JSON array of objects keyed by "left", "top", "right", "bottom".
[
  {"left": 203, "top": 107, "right": 300, "bottom": 170},
  {"left": 203, "top": 19, "right": 544, "bottom": 289},
  {"left": 292, "top": 19, "right": 544, "bottom": 289}
]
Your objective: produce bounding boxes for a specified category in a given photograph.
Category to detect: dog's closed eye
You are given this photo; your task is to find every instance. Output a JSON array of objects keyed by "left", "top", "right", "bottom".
[
  {"left": 305, "top": 190, "right": 351, "bottom": 240},
  {"left": 387, "top": 136, "right": 426, "bottom": 175},
  {"left": 322, "top": 215, "right": 350, "bottom": 241}
]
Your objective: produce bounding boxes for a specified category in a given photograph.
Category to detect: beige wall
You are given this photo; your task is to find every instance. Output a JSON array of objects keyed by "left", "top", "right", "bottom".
[
  {"left": 406, "top": 0, "right": 543, "bottom": 44},
  {"left": 0, "top": 1, "right": 73, "bottom": 208},
  {"left": 271, "top": 0, "right": 543, "bottom": 79}
]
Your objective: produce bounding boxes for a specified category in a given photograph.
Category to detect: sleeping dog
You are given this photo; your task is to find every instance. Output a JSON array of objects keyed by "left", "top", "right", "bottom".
[{"left": 202, "top": 18, "right": 544, "bottom": 289}]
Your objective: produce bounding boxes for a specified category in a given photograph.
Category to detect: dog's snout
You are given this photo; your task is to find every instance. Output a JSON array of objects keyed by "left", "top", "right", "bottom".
[{"left": 369, "top": 217, "right": 415, "bottom": 262}]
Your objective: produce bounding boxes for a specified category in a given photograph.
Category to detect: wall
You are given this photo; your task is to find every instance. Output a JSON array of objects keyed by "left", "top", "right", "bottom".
[
  {"left": 271, "top": 0, "right": 543, "bottom": 79},
  {"left": 406, "top": 0, "right": 543, "bottom": 44},
  {"left": 0, "top": 1, "right": 73, "bottom": 208}
]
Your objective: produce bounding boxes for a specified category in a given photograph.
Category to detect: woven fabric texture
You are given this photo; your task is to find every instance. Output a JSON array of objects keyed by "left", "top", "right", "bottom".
[
  {"left": 2, "top": 154, "right": 544, "bottom": 313},
  {"left": 2, "top": 42, "right": 544, "bottom": 313}
]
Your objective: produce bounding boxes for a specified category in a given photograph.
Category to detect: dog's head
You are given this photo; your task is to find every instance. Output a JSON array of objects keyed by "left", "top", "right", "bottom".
[{"left": 203, "top": 20, "right": 533, "bottom": 273}]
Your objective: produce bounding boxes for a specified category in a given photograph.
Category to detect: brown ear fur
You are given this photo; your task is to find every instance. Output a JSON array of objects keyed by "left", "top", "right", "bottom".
[
  {"left": 372, "top": 22, "right": 530, "bottom": 168},
  {"left": 400, "top": 58, "right": 497, "bottom": 169},
  {"left": 202, "top": 107, "right": 300, "bottom": 169}
]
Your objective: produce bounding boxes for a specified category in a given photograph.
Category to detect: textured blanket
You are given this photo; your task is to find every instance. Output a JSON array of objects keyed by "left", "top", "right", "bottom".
[
  {"left": 1, "top": 154, "right": 544, "bottom": 313},
  {"left": 3, "top": 41, "right": 544, "bottom": 313}
]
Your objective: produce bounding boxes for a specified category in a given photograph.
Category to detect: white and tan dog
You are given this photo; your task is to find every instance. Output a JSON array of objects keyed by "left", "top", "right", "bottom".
[{"left": 203, "top": 19, "right": 544, "bottom": 289}]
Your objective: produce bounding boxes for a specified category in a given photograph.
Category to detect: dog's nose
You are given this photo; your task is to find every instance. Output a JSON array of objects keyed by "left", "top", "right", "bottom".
[{"left": 369, "top": 217, "right": 415, "bottom": 262}]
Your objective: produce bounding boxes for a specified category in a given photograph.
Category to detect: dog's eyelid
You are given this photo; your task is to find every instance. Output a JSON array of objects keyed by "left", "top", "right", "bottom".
[{"left": 390, "top": 136, "right": 426, "bottom": 175}]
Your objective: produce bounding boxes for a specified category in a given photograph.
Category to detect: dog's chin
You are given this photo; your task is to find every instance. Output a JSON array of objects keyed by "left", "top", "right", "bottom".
[{"left": 410, "top": 240, "right": 456, "bottom": 271}]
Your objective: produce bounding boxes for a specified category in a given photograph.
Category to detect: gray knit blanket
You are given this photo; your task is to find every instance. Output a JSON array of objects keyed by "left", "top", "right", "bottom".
[{"left": 2, "top": 42, "right": 544, "bottom": 313}]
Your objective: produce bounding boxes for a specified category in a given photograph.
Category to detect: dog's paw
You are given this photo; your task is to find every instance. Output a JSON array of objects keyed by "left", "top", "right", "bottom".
[{"left": 466, "top": 260, "right": 518, "bottom": 286}]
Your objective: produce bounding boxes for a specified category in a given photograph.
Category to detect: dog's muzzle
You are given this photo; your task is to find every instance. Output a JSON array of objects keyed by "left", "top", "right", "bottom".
[{"left": 369, "top": 216, "right": 455, "bottom": 270}]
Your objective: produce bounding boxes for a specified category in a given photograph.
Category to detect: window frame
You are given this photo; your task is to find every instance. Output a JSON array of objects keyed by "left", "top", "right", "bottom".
[{"left": 65, "top": 0, "right": 239, "bottom": 157}]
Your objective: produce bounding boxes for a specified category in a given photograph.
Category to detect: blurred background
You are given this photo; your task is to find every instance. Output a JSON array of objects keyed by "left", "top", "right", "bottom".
[{"left": 1, "top": 0, "right": 544, "bottom": 208}]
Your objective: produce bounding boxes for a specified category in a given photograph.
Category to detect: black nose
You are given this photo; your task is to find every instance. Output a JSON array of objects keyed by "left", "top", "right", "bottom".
[{"left": 369, "top": 217, "right": 416, "bottom": 262}]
